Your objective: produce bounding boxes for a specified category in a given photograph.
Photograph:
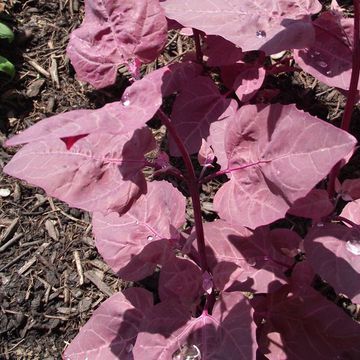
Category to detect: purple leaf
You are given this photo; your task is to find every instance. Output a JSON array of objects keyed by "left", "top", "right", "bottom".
[
  {"left": 203, "top": 35, "right": 243, "bottom": 66},
  {"left": 305, "top": 223, "right": 360, "bottom": 303},
  {"left": 67, "top": 0, "right": 167, "bottom": 88},
  {"left": 202, "top": 220, "right": 289, "bottom": 293},
  {"left": 161, "top": 0, "right": 322, "bottom": 55},
  {"left": 287, "top": 188, "right": 334, "bottom": 221},
  {"left": 4, "top": 129, "right": 155, "bottom": 213},
  {"left": 133, "top": 292, "right": 257, "bottom": 359},
  {"left": 159, "top": 254, "right": 203, "bottom": 305},
  {"left": 256, "top": 264, "right": 360, "bottom": 359},
  {"left": 63, "top": 288, "right": 153, "bottom": 360},
  {"left": 197, "top": 138, "right": 215, "bottom": 167},
  {"left": 295, "top": 11, "right": 360, "bottom": 91},
  {"left": 233, "top": 64, "right": 266, "bottom": 103},
  {"left": 168, "top": 76, "right": 233, "bottom": 156},
  {"left": 92, "top": 181, "right": 186, "bottom": 280},
  {"left": 213, "top": 104, "right": 356, "bottom": 229}
]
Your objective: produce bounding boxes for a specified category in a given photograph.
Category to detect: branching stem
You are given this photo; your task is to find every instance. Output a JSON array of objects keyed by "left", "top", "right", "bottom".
[{"left": 157, "top": 109, "right": 209, "bottom": 273}]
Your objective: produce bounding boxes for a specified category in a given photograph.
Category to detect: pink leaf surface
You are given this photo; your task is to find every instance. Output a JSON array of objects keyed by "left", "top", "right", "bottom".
[
  {"left": 133, "top": 292, "right": 256, "bottom": 359},
  {"left": 203, "top": 35, "right": 243, "bottom": 66},
  {"left": 159, "top": 254, "right": 203, "bottom": 305},
  {"left": 92, "top": 181, "right": 186, "bottom": 280},
  {"left": 161, "top": 0, "right": 321, "bottom": 55},
  {"left": 233, "top": 65, "right": 266, "bottom": 103},
  {"left": 287, "top": 188, "right": 334, "bottom": 221},
  {"left": 341, "top": 199, "right": 360, "bottom": 226},
  {"left": 256, "top": 264, "right": 360, "bottom": 359},
  {"left": 295, "top": 11, "right": 360, "bottom": 90},
  {"left": 63, "top": 287, "right": 153, "bottom": 360},
  {"left": 213, "top": 104, "right": 356, "bottom": 229},
  {"left": 202, "top": 220, "right": 290, "bottom": 293},
  {"left": 168, "top": 76, "right": 233, "bottom": 156},
  {"left": 4, "top": 129, "right": 155, "bottom": 213},
  {"left": 305, "top": 223, "right": 360, "bottom": 303},
  {"left": 67, "top": 0, "right": 167, "bottom": 88}
]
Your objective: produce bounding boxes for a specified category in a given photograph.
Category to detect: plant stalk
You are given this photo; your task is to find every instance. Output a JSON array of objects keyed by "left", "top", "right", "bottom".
[
  {"left": 193, "top": 29, "right": 204, "bottom": 64},
  {"left": 157, "top": 109, "right": 209, "bottom": 273},
  {"left": 328, "top": 1, "right": 360, "bottom": 198}
]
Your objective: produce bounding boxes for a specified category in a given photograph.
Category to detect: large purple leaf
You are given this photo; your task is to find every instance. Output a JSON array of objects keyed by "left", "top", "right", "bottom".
[
  {"left": 256, "top": 263, "right": 360, "bottom": 359},
  {"left": 63, "top": 288, "right": 153, "bottom": 360},
  {"left": 213, "top": 104, "right": 356, "bottom": 229},
  {"left": 305, "top": 223, "right": 360, "bottom": 303},
  {"left": 202, "top": 220, "right": 290, "bottom": 293},
  {"left": 133, "top": 292, "right": 257, "bottom": 359},
  {"left": 168, "top": 76, "right": 233, "bottom": 156},
  {"left": 295, "top": 11, "right": 359, "bottom": 91},
  {"left": 92, "top": 181, "right": 186, "bottom": 281},
  {"left": 161, "top": 0, "right": 322, "bottom": 55},
  {"left": 67, "top": 0, "right": 167, "bottom": 88},
  {"left": 159, "top": 254, "right": 203, "bottom": 306},
  {"left": 4, "top": 129, "right": 155, "bottom": 214}
]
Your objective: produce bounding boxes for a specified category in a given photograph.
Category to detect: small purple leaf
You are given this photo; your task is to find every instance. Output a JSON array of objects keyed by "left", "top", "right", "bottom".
[
  {"left": 232, "top": 64, "right": 266, "bottom": 103},
  {"left": 203, "top": 35, "right": 243, "bottom": 66}
]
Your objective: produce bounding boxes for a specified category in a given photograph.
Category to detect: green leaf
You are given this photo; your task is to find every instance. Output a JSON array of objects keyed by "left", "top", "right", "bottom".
[
  {"left": 0, "top": 22, "right": 14, "bottom": 42},
  {"left": 0, "top": 55, "right": 15, "bottom": 78}
]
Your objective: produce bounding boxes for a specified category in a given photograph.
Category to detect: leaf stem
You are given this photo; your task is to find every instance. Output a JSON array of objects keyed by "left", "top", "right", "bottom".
[
  {"left": 157, "top": 109, "right": 209, "bottom": 272},
  {"left": 192, "top": 29, "right": 204, "bottom": 64},
  {"left": 328, "top": 2, "right": 360, "bottom": 198}
]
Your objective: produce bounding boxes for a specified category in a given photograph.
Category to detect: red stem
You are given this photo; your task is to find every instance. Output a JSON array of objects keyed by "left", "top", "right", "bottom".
[
  {"left": 157, "top": 109, "right": 209, "bottom": 273},
  {"left": 328, "top": 2, "right": 360, "bottom": 198}
]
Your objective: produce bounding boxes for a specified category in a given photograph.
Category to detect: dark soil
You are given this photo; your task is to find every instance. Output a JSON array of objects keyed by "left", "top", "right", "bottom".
[{"left": 0, "top": 0, "right": 359, "bottom": 359}]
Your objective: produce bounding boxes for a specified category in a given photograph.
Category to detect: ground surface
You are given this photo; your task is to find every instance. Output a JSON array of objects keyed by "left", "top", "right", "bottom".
[{"left": 0, "top": 0, "right": 359, "bottom": 359}]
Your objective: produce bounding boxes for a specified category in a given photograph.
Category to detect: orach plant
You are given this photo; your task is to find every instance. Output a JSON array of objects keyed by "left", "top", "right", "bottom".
[{"left": 3, "top": 0, "right": 360, "bottom": 358}]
